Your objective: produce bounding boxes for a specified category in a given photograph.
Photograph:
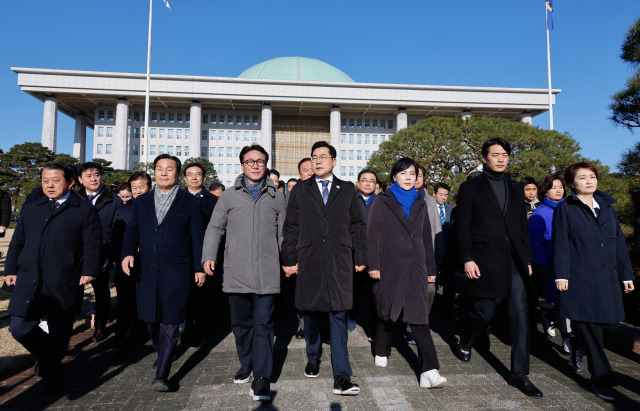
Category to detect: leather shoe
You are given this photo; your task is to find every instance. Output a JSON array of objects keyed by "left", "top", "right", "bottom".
[
  {"left": 304, "top": 358, "right": 320, "bottom": 378},
  {"left": 509, "top": 374, "right": 543, "bottom": 397},
  {"left": 295, "top": 328, "right": 305, "bottom": 340},
  {"left": 151, "top": 378, "right": 170, "bottom": 392},
  {"left": 457, "top": 343, "right": 471, "bottom": 362}
]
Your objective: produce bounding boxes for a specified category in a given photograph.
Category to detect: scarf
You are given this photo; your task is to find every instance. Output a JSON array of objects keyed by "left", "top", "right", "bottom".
[
  {"left": 154, "top": 184, "right": 179, "bottom": 224},
  {"left": 243, "top": 175, "right": 265, "bottom": 200},
  {"left": 360, "top": 191, "right": 375, "bottom": 207},
  {"left": 389, "top": 182, "right": 418, "bottom": 219}
]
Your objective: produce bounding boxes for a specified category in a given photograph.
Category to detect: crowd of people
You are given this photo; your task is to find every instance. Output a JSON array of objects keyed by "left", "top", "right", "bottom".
[{"left": 2, "top": 137, "right": 636, "bottom": 403}]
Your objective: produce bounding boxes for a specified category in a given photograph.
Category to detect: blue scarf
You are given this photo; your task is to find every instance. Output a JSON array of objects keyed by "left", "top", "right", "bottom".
[
  {"left": 243, "top": 175, "right": 265, "bottom": 200},
  {"left": 359, "top": 191, "right": 375, "bottom": 207},
  {"left": 389, "top": 182, "right": 418, "bottom": 219}
]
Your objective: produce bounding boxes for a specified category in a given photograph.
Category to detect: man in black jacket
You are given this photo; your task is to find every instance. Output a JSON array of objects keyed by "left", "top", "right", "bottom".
[
  {"left": 4, "top": 163, "right": 101, "bottom": 393},
  {"left": 455, "top": 138, "right": 542, "bottom": 397},
  {"left": 77, "top": 162, "right": 121, "bottom": 342}
]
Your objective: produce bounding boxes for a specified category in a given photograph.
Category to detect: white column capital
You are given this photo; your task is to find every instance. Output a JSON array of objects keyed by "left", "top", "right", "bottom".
[
  {"left": 190, "top": 101, "right": 203, "bottom": 160},
  {"left": 73, "top": 114, "right": 87, "bottom": 162},
  {"left": 520, "top": 112, "right": 533, "bottom": 125}
]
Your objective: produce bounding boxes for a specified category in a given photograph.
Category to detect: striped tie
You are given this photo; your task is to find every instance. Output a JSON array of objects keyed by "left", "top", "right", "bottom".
[
  {"left": 321, "top": 180, "right": 330, "bottom": 205},
  {"left": 439, "top": 205, "right": 445, "bottom": 225}
]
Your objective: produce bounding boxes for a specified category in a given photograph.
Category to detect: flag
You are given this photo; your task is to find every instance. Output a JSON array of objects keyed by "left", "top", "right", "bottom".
[
  {"left": 546, "top": 0, "right": 553, "bottom": 31},
  {"left": 163, "top": 0, "right": 171, "bottom": 10}
]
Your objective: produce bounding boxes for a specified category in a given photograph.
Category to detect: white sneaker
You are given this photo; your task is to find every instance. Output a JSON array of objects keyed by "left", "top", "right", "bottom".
[
  {"left": 420, "top": 369, "right": 448, "bottom": 388},
  {"left": 374, "top": 355, "right": 387, "bottom": 368}
]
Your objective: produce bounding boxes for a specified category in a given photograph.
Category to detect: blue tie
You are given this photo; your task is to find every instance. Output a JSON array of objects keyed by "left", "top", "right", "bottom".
[
  {"left": 321, "top": 180, "right": 330, "bottom": 205},
  {"left": 439, "top": 205, "right": 445, "bottom": 225},
  {"left": 87, "top": 194, "right": 96, "bottom": 203}
]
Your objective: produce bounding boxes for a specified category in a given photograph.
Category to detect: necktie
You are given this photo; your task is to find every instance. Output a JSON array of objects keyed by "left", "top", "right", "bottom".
[
  {"left": 439, "top": 205, "right": 445, "bottom": 224},
  {"left": 49, "top": 199, "right": 60, "bottom": 212},
  {"left": 321, "top": 180, "right": 330, "bottom": 205},
  {"left": 87, "top": 194, "right": 95, "bottom": 203}
]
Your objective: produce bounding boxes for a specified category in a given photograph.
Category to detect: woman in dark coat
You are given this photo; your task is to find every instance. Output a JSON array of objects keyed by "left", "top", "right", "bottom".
[
  {"left": 367, "top": 158, "right": 447, "bottom": 388},
  {"left": 553, "top": 162, "right": 635, "bottom": 401}
]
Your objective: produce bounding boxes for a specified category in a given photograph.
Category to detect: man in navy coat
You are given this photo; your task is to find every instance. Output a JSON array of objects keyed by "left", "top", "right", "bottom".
[
  {"left": 5, "top": 162, "right": 101, "bottom": 393},
  {"left": 433, "top": 182, "right": 455, "bottom": 312},
  {"left": 122, "top": 154, "right": 206, "bottom": 392}
]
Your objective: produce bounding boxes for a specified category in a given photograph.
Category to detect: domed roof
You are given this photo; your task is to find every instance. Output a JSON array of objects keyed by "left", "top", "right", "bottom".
[{"left": 238, "top": 57, "right": 354, "bottom": 83}]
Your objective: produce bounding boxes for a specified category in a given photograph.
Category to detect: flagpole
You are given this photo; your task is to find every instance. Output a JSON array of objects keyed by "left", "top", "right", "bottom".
[
  {"left": 546, "top": 2, "right": 554, "bottom": 130},
  {"left": 143, "top": 0, "right": 153, "bottom": 165}
]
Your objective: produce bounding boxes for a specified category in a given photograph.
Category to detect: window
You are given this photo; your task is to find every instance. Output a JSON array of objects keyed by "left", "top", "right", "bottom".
[
  {"left": 185, "top": 130, "right": 190, "bottom": 140},
  {"left": 168, "top": 146, "right": 174, "bottom": 155},
  {"left": 341, "top": 150, "right": 346, "bottom": 160},
  {"left": 341, "top": 118, "right": 346, "bottom": 129},
  {"left": 388, "top": 120, "right": 394, "bottom": 129},
  {"left": 107, "top": 110, "right": 114, "bottom": 121},
  {"left": 186, "top": 113, "right": 190, "bottom": 123},
  {"left": 380, "top": 135, "right": 386, "bottom": 143},
  {"left": 341, "top": 134, "right": 346, "bottom": 144},
  {"left": 227, "top": 147, "right": 232, "bottom": 157},
  {"left": 203, "top": 114, "right": 208, "bottom": 124},
  {"left": 365, "top": 150, "right": 370, "bottom": 160},
  {"left": 244, "top": 131, "right": 249, "bottom": 141},
  {"left": 365, "top": 119, "right": 370, "bottom": 129},
  {"left": 252, "top": 131, "right": 258, "bottom": 141},
  {"left": 373, "top": 119, "right": 378, "bottom": 129},
  {"left": 176, "top": 129, "right": 182, "bottom": 139},
  {"left": 160, "top": 112, "right": 166, "bottom": 122},
  {"left": 357, "top": 134, "right": 362, "bottom": 144},
  {"left": 150, "top": 145, "right": 156, "bottom": 155},
  {"left": 210, "top": 147, "right": 216, "bottom": 157},
  {"left": 219, "top": 114, "right": 225, "bottom": 124},
  {"left": 380, "top": 119, "right": 385, "bottom": 129},
  {"left": 226, "top": 164, "right": 232, "bottom": 174},
  {"left": 151, "top": 128, "right": 157, "bottom": 139},
  {"left": 168, "top": 112, "right": 174, "bottom": 123},
  {"left": 357, "top": 166, "right": 362, "bottom": 174},
  {"left": 210, "top": 130, "right": 216, "bottom": 141},
  {"left": 218, "top": 164, "right": 223, "bottom": 175},
  {"left": 201, "top": 130, "right": 208, "bottom": 140},
  {"left": 357, "top": 150, "right": 362, "bottom": 160},
  {"left": 97, "top": 144, "right": 103, "bottom": 154},
  {"left": 211, "top": 114, "right": 216, "bottom": 124},
  {"left": 201, "top": 147, "right": 207, "bottom": 157},
  {"left": 98, "top": 127, "right": 104, "bottom": 138},
  {"left": 349, "top": 134, "right": 354, "bottom": 144},
  {"left": 236, "top": 115, "right": 241, "bottom": 125},
  {"left": 348, "top": 118, "right": 354, "bottom": 128},
  {"left": 176, "top": 146, "right": 182, "bottom": 156},
  {"left": 252, "top": 116, "right": 258, "bottom": 126},
  {"left": 341, "top": 166, "right": 346, "bottom": 176},
  {"left": 158, "top": 145, "right": 165, "bottom": 154},
  {"left": 168, "top": 129, "right": 174, "bottom": 140},
  {"left": 365, "top": 134, "right": 370, "bottom": 144},
  {"left": 235, "top": 131, "right": 241, "bottom": 141},
  {"left": 227, "top": 115, "right": 233, "bottom": 125},
  {"left": 151, "top": 112, "right": 157, "bottom": 122},
  {"left": 372, "top": 134, "right": 378, "bottom": 144},
  {"left": 98, "top": 110, "right": 105, "bottom": 121},
  {"left": 134, "top": 111, "right": 140, "bottom": 122},
  {"left": 349, "top": 150, "right": 354, "bottom": 160},
  {"left": 141, "top": 145, "right": 144, "bottom": 155},
  {"left": 349, "top": 166, "right": 354, "bottom": 177},
  {"left": 357, "top": 119, "right": 362, "bottom": 129},
  {"left": 218, "top": 147, "right": 224, "bottom": 157},
  {"left": 106, "top": 144, "right": 112, "bottom": 154},
  {"left": 132, "top": 145, "right": 139, "bottom": 155},
  {"left": 235, "top": 147, "right": 240, "bottom": 157},
  {"left": 141, "top": 127, "right": 145, "bottom": 139},
  {"left": 184, "top": 146, "right": 189, "bottom": 156},
  {"left": 244, "top": 115, "right": 250, "bottom": 126},
  {"left": 235, "top": 164, "right": 241, "bottom": 174},
  {"left": 159, "top": 128, "right": 165, "bottom": 139},
  {"left": 133, "top": 127, "right": 140, "bottom": 139},
  {"left": 177, "top": 113, "right": 183, "bottom": 123},
  {"left": 227, "top": 131, "right": 233, "bottom": 141},
  {"left": 107, "top": 127, "right": 113, "bottom": 138}
]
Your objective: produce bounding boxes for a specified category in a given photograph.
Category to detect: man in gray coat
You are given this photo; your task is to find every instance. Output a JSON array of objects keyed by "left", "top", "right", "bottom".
[{"left": 202, "top": 144, "right": 286, "bottom": 402}]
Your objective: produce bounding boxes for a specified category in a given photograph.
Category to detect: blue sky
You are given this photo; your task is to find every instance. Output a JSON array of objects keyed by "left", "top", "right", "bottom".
[{"left": 1, "top": 0, "right": 638, "bottom": 170}]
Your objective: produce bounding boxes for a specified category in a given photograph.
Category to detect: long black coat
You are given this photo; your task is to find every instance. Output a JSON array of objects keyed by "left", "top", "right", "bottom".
[
  {"left": 281, "top": 177, "right": 367, "bottom": 312},
  {"left": 0, "top": 189, "right": 11, "bottom": 227},
  {"left": 367, "top": 191, "right": 436, "bottom": 325},
  {"left": 553, "top": 191, "right": 633, "bottom": 324},
  {"left": 456, "top": 172, "right": 534, "bottom": 298},
  {"left": 122, "top": 188, "right": 205, "bottom": 324},
  {"left": 78, "top": 186, "right": 121, "bottom": 261},
  {"left": 6, "top": 192, "right": 102, "bottom": 316}
]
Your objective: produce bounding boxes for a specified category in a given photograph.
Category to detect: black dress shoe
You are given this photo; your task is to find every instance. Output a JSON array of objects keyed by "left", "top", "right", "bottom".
[
  {"left": 250, "top": 377, "right": 271, "bottom": 401},
  {"left": 509, "top": 374, "right": 543, "bottom": 397},
  {"left": 151, "top": 378, "right": 170, "bottom": 392},
  {"left": 295, "top": 328, "right": 305, "bottom": 340},
  {"left": 304, "top": 358, "right": 320, "bottom": 378},
  {"left": 592, "top": 383, "right": 615, "bottom": 401},
  {"left": 234, "top": 365, "right": 253, "bottom": 383},
  {"left": 333, "top": 375, "right": 360, "bottom": 395},
  {"left": 457, "top": 344, "right": 471, "bottom": 362}
]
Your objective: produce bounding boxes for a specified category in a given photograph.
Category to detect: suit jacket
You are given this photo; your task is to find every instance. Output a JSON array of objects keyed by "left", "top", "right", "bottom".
[
  {"left": 78, "top": 186, "right": 121, "bottom": 261},
  {"left": 455, "top": 172, "right": 533, "bottom": 298},
  {"left": 281, "top": 176, "right": 367, "bottom": 312},
  {"left": 122, "top": 188, "right": 205, "bottom": 324},
  {"left": 187, "top": 188, "right": 218, "bottom": 226},
  {"left": 6, "top": 191, "right": 102, "bottom": 316}
]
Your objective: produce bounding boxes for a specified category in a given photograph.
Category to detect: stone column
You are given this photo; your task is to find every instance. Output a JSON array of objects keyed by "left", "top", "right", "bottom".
[
  {"left": 396, "top": 108, "right": 408, "bottom": 131},
  {"left": 41, "top": 96, "right": 58, "bottom": 152},
  {"left": 330, "top": 106, "right": 341, "bottom": 171},
  {"left": 73, "top": 114, "right": 87, "bottom": 162},
  {"left": 521, "top": 112, "right": 533, "bottom": 125},
  {"left": 190, "top": 101, "right": 202, "bottom": 159},
  {"left": 461, "top": 110, "right": 472, "bottom": 120},
  {"left": 113, "top": 99, "right": 129, "bottom": 169},
  {"left": 261, "top": 104, "right": 273, "bottom": 168}
]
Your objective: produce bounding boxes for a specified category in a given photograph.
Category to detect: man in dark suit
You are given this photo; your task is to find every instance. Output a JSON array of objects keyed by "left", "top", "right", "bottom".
[
  {"left": 183, "top": 162, "right": 218, "bottom": 224},
  {"left": 77, "top": 161, "right": 121, "bottom": 342},
  {"left": 282, "top": 141, "right": 367, "bottom": 396},
  {"left": 433, "top": 182, "right": 455, "bottom": 312},
  {"left": 455, "top": 138, "right": 542, "bottom": 397},
  {"left": 5, "top": 162, "right": 101, "bottom": 393},
  {"left": 122, "top": 154, "right": 206, "bottom": 392},
  {"left": 0, "top": 186, "right": 11, "bottom": 239}
]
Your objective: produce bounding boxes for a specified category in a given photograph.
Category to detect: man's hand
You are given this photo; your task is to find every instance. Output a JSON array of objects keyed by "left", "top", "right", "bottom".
[
  {"left": 122, "top": 256, "right": 135, "bottom": 276},
  {"left": 0, "top": 226, "right": 7, "bottom": 232},
  {"left": 195, "top": 272, "right": 206, "bottom": 287},
  {"left": 355, "top": 265, "right": 366, "bottom": 272},
  {"left": 556, "top": 280, "right": 568, "bottom": 291},
  {"left": 203, "top": 260, "right": 216, "bottom": 276},
  {"left": 624, "top": 282, "right": 635, "bottom": 293},
  {"left": 369, "top": 270, "right": 380, "bottom": 280},
  {"left": 79, "top": 276, "right": 95, "bottom": 285},
  {"left": 464, "top": 261, "right": 481, "bottom": 279},
  {"left": 283, "top": 264, "right": 298, "bottom": 277},
  {"left": 4, "top": 275, "right": 16, "bottom": 286},
  {"left": 428, "top": 275, "right": 436, "bottom": 283},
  {"left": 528, "top": 265, "right": 533, "bottom": 276}
]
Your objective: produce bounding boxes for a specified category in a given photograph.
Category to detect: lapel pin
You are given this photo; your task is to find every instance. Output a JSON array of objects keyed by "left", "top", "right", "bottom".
[{"left": 336, "top": 185, "right": 340, "bottom": 189}]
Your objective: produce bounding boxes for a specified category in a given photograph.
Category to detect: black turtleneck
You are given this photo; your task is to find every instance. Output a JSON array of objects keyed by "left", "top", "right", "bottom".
[{"left": 483, "top": 167, "right": 507, "bottom": 211}]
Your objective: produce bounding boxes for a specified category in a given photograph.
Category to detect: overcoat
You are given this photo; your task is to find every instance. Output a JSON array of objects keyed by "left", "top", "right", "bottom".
[
  {"left": 122, "top": 188, "right": 205, "bottom": 324},
  {"left": 455, "top": 172, "right": 534, "bottom": 298},
  {"left": 6, "top": 191, "right": 102, "bottom": 316},
  {"left": 0, "top": 189, "right": 11, "bottom": 227},
  {"left": 553, "top": 191, "right": 633, "bottom": 324},
  {"left": 190, "top": 188, "right": 218, "bottom": 226},
  {"left": 78, "top": 186, "right": 121, "bottom": 260},
  {"left": 281, "top": 176, "right": 367, "bottom": 312},
  {"left": 366, "top": 190, "right": 436, "bottom": 325}
]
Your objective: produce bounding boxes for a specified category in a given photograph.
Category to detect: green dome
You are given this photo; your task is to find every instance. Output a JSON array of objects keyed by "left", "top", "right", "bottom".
[{"left": 238, "top": 57, "right": 354, "bottom": 83}]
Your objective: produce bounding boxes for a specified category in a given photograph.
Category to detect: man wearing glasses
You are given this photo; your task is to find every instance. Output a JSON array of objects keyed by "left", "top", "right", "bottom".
[
  {"left": 282, "top": 141, "right": 367, "bottom": 396},
  {"left": 202, "top": 144, "right": 285, "bottom": 402}
]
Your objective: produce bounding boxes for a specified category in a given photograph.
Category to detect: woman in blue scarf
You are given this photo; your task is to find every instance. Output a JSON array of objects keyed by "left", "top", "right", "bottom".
[{"left": 366, "top": 157, "right": 448, "bottom": 388}]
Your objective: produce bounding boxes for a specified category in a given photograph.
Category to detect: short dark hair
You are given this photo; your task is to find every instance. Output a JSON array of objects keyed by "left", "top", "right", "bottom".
[
  {"left": 117, "top": 182, "right": 132, "bottom": 193},
  {"left": 78, "top": 161, "right": 103, "bottom": 176},
  {"left": 564, "top": 162, "right": 599, "bottom": 186},
  {"left": 128, "top": 171, "right": 152, "bottom": 188},
  {"left": 358, "top": 169, "right": 378, "bottom": 181},
  {"left": 183, "top": 162, "right": 206, "bottom": 177},
  {"left": 270, "top": 169, "right": 280, "bottom": 179},
  {"left": 538, "top": 174, "right": 565, "bottom": 200},
  {"left": 278, "top": 180, "right": 285, "bottom": 189},
  {"left": 41, "top": 162, "right": 75, "bottom": 182},
  {"left": 239, "top": 144, "right": 269, "bottom": 164},
  {"left": 390, "top": 157, "right": 418, "bottom": 179},
  {"left": 521, "top": 177, "right": 538, "bottom": 188},
  {"left": 208, "top": 182, "right": 225, "bottom": 192},
  {"left": 287, "top": 178, "right": 298, "bottom": 184},
  {"left": 417, "top": 165, "right": 426, "bottom": 177},
  {"left": 153, "top": 154, "right": 182, "bottom": 175},
  {"left": 298, "top": 157, "right": 312, "bottom": 172},
  {"left": 311, "top": 141, "right": 337, "bottom": 159},
  {"left": 382, "top": 180, "right": 394, "bottom": 191},
  {"left": 481, "top": 137, "right": 511, "bottom": 158},
  {"left": 433, "top": 182, "right": 451, "bottom": 193}
]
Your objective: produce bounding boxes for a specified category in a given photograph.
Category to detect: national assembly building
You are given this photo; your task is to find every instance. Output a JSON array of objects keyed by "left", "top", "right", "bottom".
[{"left": 12, "top": 57, "right": 559, "bottom": 186}]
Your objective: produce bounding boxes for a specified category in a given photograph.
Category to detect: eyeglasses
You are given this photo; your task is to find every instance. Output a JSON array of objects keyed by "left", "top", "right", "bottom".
[
  {"left": 311, "top": 155, "right": 334, "bottom": 162},
  {"left": 359, "top": 179, "right": 376, "bottom": 184},
  {"left": 242, "top": 159, "right": 266, "bottom": 167}
]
